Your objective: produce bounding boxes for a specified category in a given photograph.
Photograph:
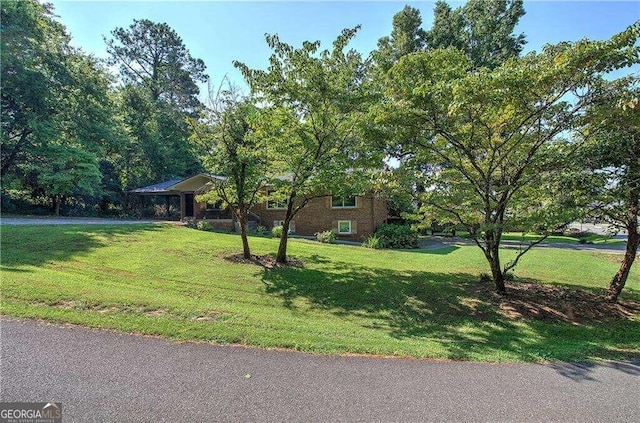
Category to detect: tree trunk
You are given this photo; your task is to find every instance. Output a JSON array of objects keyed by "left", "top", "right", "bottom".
[
  {"left": 276, "top": 191, "right": 298, "bottom": 264},
  {"left": 53, "top": 195, "right": 61, "bottom": 216},
  {"left": 606, "top": 223, "right": 639, "bottom": 302},
  {"left": 237, "top": 211, "right": 251, "bottom": 260},
  {"left": 484, "top": 232, "right": 506, "bottom": 294},
  {"left": 276, "top": 218, "right": 291, "bottom": 264}
]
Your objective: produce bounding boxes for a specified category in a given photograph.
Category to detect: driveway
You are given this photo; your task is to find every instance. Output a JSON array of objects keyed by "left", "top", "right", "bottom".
[{"left": 1, "top": 318, "right": 639, "bottom": 422}]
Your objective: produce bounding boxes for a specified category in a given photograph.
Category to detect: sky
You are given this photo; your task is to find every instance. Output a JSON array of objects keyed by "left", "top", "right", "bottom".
[{"left": 51, "top": 0, "right": 640, "bottom": 97}]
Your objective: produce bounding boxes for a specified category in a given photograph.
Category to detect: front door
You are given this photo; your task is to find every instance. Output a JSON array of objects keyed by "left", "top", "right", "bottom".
[{"left": 185, "top": 193, "right": 194, "bottom": 217}]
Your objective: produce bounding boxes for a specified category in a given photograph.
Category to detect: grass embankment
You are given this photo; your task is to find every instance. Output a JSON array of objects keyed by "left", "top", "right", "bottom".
[{"left": 1, "top": 224, "right": 638, "bottom": 362}]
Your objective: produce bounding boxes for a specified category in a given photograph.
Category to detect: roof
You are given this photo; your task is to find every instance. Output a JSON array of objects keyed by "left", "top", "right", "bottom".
[
  {"left": 167, "top": 173, "right": 226, "bottom": 192},
  {"left": 129, "top": 179, "right": 183, "bottom": 194}
]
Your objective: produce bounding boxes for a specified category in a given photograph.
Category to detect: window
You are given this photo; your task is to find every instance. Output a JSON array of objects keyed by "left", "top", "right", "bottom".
[
  {"left": 337, "top": 220, "right": 352, "bottom": 234},
  {"left": 331, "top": 195, "right": 357, "bottom": 209},
  {"left": 205, "top": 200, "right": 223, "bottom": 211},
  {"left": 273, "top": 220, "right": 285, "bottom": 227},
  {"left": 267, "top": 190, "right": 287, "bottom": 209}
]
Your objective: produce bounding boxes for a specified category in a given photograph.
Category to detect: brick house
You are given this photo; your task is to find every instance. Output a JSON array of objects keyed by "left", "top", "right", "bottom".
[{"left": 131, "top": 173, "right": 388, "bottom": 240}]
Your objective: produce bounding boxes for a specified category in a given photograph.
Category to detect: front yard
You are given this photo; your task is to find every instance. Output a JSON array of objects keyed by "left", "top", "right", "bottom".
[{"left": 1, "top": 224, "right": 638, "bottom": 362}]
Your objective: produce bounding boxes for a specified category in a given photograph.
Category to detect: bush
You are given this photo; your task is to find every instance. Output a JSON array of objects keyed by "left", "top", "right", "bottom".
[
  {"left": 271, "top": 225, "right": 283, "bottom": 238},
  {"left": 316, "top": 230, "right": 336, "bottom": 244},
  {"left": 374, "top": 223, "right": 419, "bottom": 249},
  {"left": 196, "top": 220, "right": 212, "bottom": 231},
  {"left": 254, "top": 225, "right": 266, "bottom": 235},
  {"left": 362, "top": 234, "right": 382, "bottom": 249}
]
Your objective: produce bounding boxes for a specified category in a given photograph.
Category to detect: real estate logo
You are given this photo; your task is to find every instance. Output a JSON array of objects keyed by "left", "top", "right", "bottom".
[{"left": 0, "top": 402, "right": 62, "bottom": 423}]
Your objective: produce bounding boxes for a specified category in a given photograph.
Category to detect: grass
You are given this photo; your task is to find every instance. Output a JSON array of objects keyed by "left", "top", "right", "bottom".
[
  {"left": 1, "top": 224, "right": 638, "bottom": 362},
  {"left": 456, "top": 231, "right": 625, "bottom": 245}
]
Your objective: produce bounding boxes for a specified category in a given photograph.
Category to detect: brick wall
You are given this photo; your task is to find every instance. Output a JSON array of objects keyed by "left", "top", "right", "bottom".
[{"left": 251, "top": 193, "right": 388, "bottom": 241}]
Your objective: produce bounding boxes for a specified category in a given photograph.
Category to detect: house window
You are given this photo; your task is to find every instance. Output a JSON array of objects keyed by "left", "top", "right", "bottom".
[
  {"left": 331, "top": 195, "right": 357, "bottom": 209},
  {"left": 267, "top": 190, "right": 287, "bottom": 209},
  {"left": 337, "top": 220, "right": 352, "bottom": 234},
  {"left": 273, "top": 220, "right": 285, "bottom": 227},
  {"left": 205, "top": 200, "right": 223, "bottom": 211}
]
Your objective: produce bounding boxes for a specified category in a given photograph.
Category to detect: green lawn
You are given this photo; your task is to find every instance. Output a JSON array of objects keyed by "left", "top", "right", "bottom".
[
  {"left": 456, "top": 231, "right": 625, "bottom": 245},
  {"left": 1, "top": 224, "right": 638, "bottom": 362}
]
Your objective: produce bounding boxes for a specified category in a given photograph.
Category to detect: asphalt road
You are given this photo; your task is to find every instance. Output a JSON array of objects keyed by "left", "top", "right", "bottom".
[{"left": 1, "top": 318, "right": 639, "bottom": 422}]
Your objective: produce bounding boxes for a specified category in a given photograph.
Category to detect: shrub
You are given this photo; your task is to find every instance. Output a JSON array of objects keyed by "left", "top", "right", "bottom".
[
  {"left": 362, "top": 234, "right": 382, "bottom": 249},
  {"left": 184, "top": 218, "right": 197, "bottom": 229},
  {"left": 271, "top": 225, "right": 283, "bottom": 238},
  {"left": 316, "top": 230, "right": 336, "bottom": 244},
  {"left": 196, "top": 220, "right": 212, "bottom": 231},
  {"left": 374, "top": 223, "right": 419, "bottom": 249},
  {"left": 254, "top": 225, "right": 266, "bottom": 235}
]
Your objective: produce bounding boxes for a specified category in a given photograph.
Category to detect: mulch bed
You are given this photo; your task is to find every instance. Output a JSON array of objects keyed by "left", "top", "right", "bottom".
[
  {"left": 223, "top": 253, "right": 304, "bottom": 269},
  {"left": 473, "top": 281, "right": 640, "bottom": 324}
]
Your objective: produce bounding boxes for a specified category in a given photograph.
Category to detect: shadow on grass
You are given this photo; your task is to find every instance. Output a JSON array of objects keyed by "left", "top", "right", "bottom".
[
  {"left": 0, "top": 224, "right": 161, "bottom": 270},
  {"left": 261, "top": 259, "right": 639, "bottom": 362}
]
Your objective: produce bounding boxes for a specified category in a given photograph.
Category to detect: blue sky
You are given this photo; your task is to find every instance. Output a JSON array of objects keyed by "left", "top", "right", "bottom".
[{"left": 51, "top": 1, "right": 640, "bottom": 95}]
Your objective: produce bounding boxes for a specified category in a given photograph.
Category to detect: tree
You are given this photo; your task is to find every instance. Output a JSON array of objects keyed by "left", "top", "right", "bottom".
[
  {"left": 105, "top": 19, "right": 207, "bottom": 111},
  {"left": 425, "top": 0, "right": 526, "bottom": 69},
  {"left": 378, "top": 24, "right": 640, "bottom": 293},
  {"left": 29, "top": 145, "right": 102, "bottom": 216},
  {"left": 106, "top": 19, "right": 208, "bottom": 185},
  {"left": 1, "top": 0, "right": 124, "bottom": 214},
  {"left": 1, "top": 0, "right": 72, "bottom": 177},
  {"left": 372, "top": 5, "right": 426, "bottom": 75},
  {"left": 190, "top": 83, "right": 269, "bottom": 259},
  {"left": 235, "top": 27, "right": 379, "bottom": 263},
  {"left": 578, "top": 77, "right": 640, "bottom": 302}
]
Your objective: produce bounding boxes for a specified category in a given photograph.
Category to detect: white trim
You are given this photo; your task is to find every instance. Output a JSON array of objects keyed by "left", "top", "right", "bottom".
[
  {"left": 337, "top": 220, "right": 352, "bottom": 234},
  {"left": 331, "top": 195, "right": 357, "bottom": 209}
]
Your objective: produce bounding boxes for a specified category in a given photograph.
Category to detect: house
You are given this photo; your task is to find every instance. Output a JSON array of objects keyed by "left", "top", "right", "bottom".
[{"left": 131, "top": 173, "right": 388, "bottom": 240}]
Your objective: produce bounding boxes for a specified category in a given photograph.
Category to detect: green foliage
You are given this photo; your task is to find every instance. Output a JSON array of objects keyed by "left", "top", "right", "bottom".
[
  {"left": 375, "top": 223, "right": 419, "bottom": 249},
  {"left": 361, "top": 234, "right": 383, "bottom": 249},
  {"left": 106, "top": 19, "right": 208, "bottom": 186},
  {"left": 196, "top": 220, "right": 212, "bottom": 231},
  {"left": 315, "top": 230, "right": 336, "bottom": 244},
  {"left": 1, "top": 0, "right": 124, "bottom": 214},
  {"left": 425, "top": 0, "right": 526, "bottom": 69},
  {"left": 574, "top": 76, "right": 640, "bottom": 300},
  {"left": 254, "top": 225, "right": 267, "bottom": 235},
  {"left": 378, "top": 23, "right": 640, "bottom": 290},
  {"left": 190, "top": 82, "right": 271, "bottom": 257},
  {"left": 271, "top": 225, "right": 284, "bottom": 238},
  {"left": 235, "top": 27, "right": 382, "bottom": 262},
  {"left": 372, "top": 5, "right": 426, "bottom": 74}
]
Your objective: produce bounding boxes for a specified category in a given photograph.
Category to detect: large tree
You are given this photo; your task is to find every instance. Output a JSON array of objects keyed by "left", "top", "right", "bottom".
[
  {"left": 372, "top": 5, "right": 426, "bottom": 75},
  {"left": 1, "top": 0, "right": 72, "bottom": 177},
  {"left": 190, "top": 83, "right": 269, "bottom": 259},
  {"left": 378, "top": 25, "right": 639, "bottom": 293},
  {"left": 1, "top": 0, "right": 123, "bottom": 214},
  {"left": 106, "top": 19, "right": 208, "bottom": 186},
  {"left": 235, "top": 28, "right": 379, "bottom": 263},
  {"left": 578, "top": 77, "right": 640, "bottom": 302},
  {"left": 425, "top": 0, "right": 526, "bottom": 69}
]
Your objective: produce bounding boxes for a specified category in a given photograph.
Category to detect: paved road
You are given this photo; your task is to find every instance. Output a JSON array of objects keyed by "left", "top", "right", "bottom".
[{"left": 1, "top": 318, "right": 639, "bottom": 422}]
